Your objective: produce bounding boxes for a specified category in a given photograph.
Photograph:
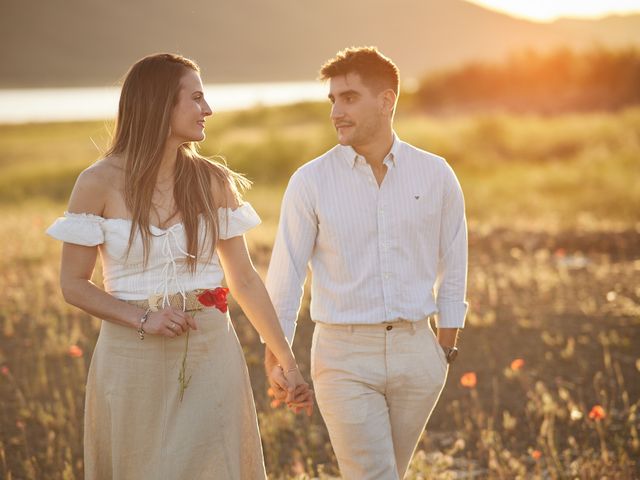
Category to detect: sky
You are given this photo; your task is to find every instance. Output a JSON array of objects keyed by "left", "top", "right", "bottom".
[{"left": 466, "top": 0, "right": 640, "bottom": 22}]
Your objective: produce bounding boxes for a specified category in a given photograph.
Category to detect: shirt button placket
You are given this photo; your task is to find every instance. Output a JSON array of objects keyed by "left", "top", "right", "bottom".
[{"left": 378, "top": 190, "right": 391, "bottom": 319}]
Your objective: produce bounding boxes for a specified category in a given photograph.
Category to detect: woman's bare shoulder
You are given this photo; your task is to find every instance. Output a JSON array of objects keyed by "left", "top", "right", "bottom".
[{"left": 67, "top": 155, "right": 124, "bottom": 215}]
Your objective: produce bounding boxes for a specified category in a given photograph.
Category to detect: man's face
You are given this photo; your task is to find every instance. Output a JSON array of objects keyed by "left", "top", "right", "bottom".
[{"left": 328, "top": 72, "right": 385, "bottom": 148}]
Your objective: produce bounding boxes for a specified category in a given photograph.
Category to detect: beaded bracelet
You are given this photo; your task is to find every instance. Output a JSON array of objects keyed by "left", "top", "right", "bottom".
[{"left": 137, "top": 308, "right": 152, "bottom": 340}]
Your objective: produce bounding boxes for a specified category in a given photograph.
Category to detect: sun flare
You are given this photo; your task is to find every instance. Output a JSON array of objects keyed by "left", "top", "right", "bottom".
[{"left": 466, "top": 0, "right": 640, "bottom": 22}]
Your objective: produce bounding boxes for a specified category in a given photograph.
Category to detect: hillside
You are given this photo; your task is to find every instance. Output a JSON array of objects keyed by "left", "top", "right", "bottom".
[{"left": 1, "top": 0, "right": 639, "bottom": 87}]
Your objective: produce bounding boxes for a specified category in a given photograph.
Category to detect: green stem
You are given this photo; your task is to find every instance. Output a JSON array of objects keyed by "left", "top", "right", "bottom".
[{"left": 178, "top": 324, "right": 192, "bottom": 403}]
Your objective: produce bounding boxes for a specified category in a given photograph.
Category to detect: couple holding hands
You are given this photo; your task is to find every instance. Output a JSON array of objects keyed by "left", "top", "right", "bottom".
[{"left": 48, "top": 46, "right": 468, "bottom": 479}]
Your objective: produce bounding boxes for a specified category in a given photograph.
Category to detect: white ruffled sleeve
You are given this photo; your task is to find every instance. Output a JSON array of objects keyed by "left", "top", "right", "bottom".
[
  {"left": 218, "top": 203, "right": 261, "bottom": 240},
  {"left": 46, "top": 212, "right": 105, "bottom": 246}
]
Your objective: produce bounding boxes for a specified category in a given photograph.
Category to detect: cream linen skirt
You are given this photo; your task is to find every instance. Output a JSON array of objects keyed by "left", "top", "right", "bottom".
[{"left": 83, "top": 308, "right": 267, "bottom": 480}]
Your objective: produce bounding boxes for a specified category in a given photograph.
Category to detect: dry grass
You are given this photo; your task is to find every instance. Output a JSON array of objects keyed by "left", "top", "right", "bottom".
[{"left": 0, "top": 107, "right": 639, "bottom": 479}]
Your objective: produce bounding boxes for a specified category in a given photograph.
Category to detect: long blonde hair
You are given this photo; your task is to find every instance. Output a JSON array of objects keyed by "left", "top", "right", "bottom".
[{"left": 106, "top": 53, "right": 249, "bottom": 270}]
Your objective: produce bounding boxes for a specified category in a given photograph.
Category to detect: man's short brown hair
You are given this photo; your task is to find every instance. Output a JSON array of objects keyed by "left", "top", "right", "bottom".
[{"left": 319, "top": 46, "right": 399, "bottom": 95}]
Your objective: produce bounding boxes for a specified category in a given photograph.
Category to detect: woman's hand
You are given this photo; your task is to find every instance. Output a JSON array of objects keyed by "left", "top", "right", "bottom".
[
  {"left": 142, "top": 307, "right": 198, "bottom": 337},
  {"left": 283, "top": 367, "right": 314, "bottom": 416}
]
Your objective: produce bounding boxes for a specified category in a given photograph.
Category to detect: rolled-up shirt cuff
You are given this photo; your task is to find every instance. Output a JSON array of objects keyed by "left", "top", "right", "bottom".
[{"left": 436, "top": 301, "right": 468, "bottom": 328}]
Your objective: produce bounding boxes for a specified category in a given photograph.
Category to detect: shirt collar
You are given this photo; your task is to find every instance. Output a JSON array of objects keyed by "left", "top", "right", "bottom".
[{"left": 341, "top": 132, "right": 402, "bottom": 169}]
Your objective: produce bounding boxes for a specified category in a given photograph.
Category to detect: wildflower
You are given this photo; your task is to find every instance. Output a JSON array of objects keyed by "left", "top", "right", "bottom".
[
  {"left": 510, "top": 358, "right": 525, "bottom": 371},
  {"left": 460, "top": 372, "right": 477, "bottom": 388},
  {"left": 196, "top": 287, "right": 230, "bottom": 313},
  {"left": 531, "top": 450, "right": 542, "bottom": 460},
  {"left": 177, "top": 286, "right": 231, "bottom": 404},
  {"left": 588, "top": 405, "right": 606, "bottom": 421},
  {"left": 570, "top": 408, "right": 583, "bottom": 421},
  {"left": 1, "top": 365, "right": 9, "bottom": 376},
  {"left": 16, "top": 420, "right": 25, "bottom": 430},
  {"left": 68, "top": 345, "right": 83, "bottom": 358}
]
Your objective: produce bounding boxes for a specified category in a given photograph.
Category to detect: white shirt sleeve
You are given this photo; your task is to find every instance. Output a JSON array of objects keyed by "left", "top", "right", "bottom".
[
  {"left": 434, "top": 164, "right": 469, "bottom": 328},
  {"left": 46, "top": 212, "right": 105, "bottom": 246},
  {"left": 217, "top": 203, "right": 261, "bottom": 240},
  {"left": 265, "top": 170, "right": 318, "bottom": 345}
]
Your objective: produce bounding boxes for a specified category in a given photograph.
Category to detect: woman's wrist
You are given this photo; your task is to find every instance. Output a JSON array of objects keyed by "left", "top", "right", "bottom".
[{"left": 276, "top": 351, "right": 297, "bottom": 373}]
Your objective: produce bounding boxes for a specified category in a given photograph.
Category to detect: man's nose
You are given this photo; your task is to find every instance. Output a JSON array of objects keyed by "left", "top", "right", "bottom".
[{"left": 330, "top": 103, "right": 343, "bottom": 119}]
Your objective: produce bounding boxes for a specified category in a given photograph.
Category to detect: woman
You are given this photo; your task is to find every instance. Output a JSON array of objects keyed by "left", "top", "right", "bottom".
[{"left": 46, "top": 53, "right": 312, "bottom": 479}]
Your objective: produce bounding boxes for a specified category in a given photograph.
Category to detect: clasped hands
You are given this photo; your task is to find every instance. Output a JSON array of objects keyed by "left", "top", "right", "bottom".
[{"left": 265, "top": 348, "right": 314, "bottom": 416}]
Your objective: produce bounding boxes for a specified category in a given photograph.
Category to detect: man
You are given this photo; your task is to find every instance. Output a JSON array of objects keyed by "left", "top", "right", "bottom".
[{"left": 265, "top": 46, "right": 468, "bottom": 479}]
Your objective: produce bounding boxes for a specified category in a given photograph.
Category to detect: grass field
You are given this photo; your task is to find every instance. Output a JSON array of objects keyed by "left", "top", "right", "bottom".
[{"left": 0, "top": 105, "right": 639, "bottom": 478}]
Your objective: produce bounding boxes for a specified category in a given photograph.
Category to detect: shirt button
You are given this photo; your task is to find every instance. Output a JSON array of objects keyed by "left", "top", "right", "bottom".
[{"left": 386, "top": 325, "right": 393, "bottom": 331}]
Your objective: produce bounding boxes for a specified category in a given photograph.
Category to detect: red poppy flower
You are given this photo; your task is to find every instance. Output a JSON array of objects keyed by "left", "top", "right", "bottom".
[
  {"left": 531, "top": 450, "right": 542, "bottom": 460},
  {"left": 588, "top": 405, "right": 606, "bottom": 421},
  {"left": 68, "top": 345, "right": 83, "bottom": 358},
  {"left": 460, "top": 372, "right": 477, "bottom": 388},
  {"left": 510, "top": 358, "right": 525, "bottom": 371},
  {"left": 197, "top": 287, "right": 230, "bottom": 313}
]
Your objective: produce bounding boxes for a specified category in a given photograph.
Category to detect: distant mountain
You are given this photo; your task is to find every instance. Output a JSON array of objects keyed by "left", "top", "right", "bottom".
[{"left": 1, "top": 0, "right": 639, "bottom": 87}]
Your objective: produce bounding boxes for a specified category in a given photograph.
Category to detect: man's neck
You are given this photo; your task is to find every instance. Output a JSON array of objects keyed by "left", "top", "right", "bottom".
[{"left": 353, "top": 129, "right": 394, "bottom": 168}]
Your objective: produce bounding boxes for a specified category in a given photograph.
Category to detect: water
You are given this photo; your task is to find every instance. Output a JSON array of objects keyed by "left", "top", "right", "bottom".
[{"left": 0, "top": 82, "right": 327, "bottom": 124}]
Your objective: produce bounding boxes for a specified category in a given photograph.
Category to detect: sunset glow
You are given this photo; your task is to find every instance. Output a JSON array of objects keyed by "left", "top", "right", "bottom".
[{"left": 466, "top": 0, "right": 640, "bottom": 22}]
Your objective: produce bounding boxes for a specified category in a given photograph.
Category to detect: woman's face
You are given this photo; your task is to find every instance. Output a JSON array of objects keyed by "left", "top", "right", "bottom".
[{"left": 169, "top": 70, "right": 212, "bottom": 144}]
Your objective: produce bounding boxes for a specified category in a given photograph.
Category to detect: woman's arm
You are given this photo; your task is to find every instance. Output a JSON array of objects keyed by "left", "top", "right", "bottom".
[
  {"left": 217, "top": 232, "right": 312, "bottom": 411},
  {"left": 216, "top": 234, "right": 296, "bottom": 369},
  {"left": 59, "top": 166, "right": 195, "bottom": 337}
]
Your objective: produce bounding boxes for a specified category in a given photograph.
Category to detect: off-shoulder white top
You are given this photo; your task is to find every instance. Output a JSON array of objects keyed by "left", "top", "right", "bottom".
[{"left": 46, "top": 204, "right": 261, "bottom": 302}]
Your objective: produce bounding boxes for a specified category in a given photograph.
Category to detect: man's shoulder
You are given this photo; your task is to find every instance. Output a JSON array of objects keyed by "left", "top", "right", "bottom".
[
  {"left": 292, "top": 144, "right": 343, "bottom": 180},
  {"left": 401, "top": 140, "right": 447, "bottom": 166},
  {"left": 399, "top": 140, "right": 458, "bottom": 178}
]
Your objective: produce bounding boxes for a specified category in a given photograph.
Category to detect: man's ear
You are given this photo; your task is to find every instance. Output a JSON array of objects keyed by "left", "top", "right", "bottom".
[{"left": 379, "top": 89, "right": 397, "bottom": 116}]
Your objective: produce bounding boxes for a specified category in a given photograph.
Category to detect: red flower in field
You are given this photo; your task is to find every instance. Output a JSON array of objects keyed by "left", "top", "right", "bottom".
[
  {"left": 588, "top": 405, "right": 606, "bottom": 421},
  {"left": 460, "top": 372, "right": 477, "bottom": 388},
  {"left": 197, "top": 287, "right": 230, "bottom": 313},
  {"left": 68, "top": 345, "right": 83, "bottom": 358},
  {"left": 510, "top": 358, "right": 525, "bottom": 371},
  {"left": 16, "top": 420, "right": 25, "bottom": 430},
  {"left": 1, "top": 366, "right": 9, "bottom": 376},
  {"left": 554, "top": 248, "right": 566, "bottom": 258},
  {"left": 531, "top": 450, "right": 542, "bottom": 460}
]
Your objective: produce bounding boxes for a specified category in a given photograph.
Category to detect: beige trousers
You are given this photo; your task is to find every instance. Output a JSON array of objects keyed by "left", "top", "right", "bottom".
[{"left": 311, "top": 319, "right": 448, "bottom": 480}]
